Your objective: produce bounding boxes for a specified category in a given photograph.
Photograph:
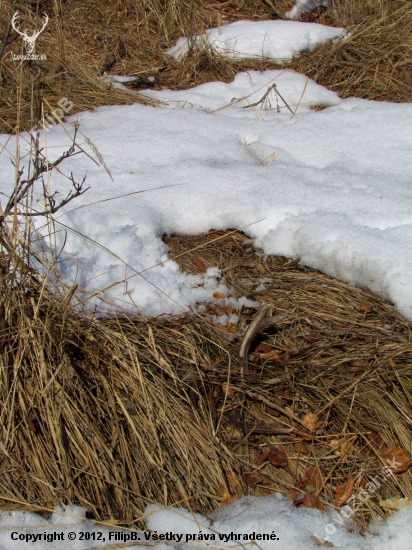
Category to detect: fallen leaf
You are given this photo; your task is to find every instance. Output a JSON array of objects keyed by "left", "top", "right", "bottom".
[
  {"left": 328, "top": 438, "right": 356, "bottom": 456},
  {"left": 310, "top": 535, "right": 334, "bottom": 547},
  {"left": 222, "top": 383, "right": 235, "bottom": 399},
  {"left": 359, "top": 303, "right": 372, "bottom": 313},
  {"left": 226, "top": 321, "right": 236, "bottom": 333},
  {"left": 255, "top": 451, "right": 268, "bottom": 467},
  {"left": 302, "top": 466, "right": 325, "bottom": 491},
  {"left": 213, "top": 291, "right": 225, "bottom": 299},
  {"left": 301, "top": 412, "right": 318, "bottom": 432},
  {"left": 293, "top": 491, "right": 326, "bottom": 511},
  {"left": 256, "top": 342, "right": 272, "bottom": 353},
  {"left": 193, "top": 258, "right": 206, "bottom": 273},
  {"left": 226, "top": 306, "right": 234, "bottom": 315},
  {"left": 266, "top": 407, "right": 281, "bottom": 417},
  {"left": 265, "top": 353, "right": 281, "bottom": 361},
  {"left": 335, "top": 474, "right": 355, "bottom": 507},
  {"left": 379, "top": 497, "right": 412, "bottom": 511},
  {"left": 294, "top": 441, "right": 309, "bottom": 455},
  {"left": 268, "top": 445, "right": 289, "bottom": 468},
  {"left": 243, "top": 471, "right": 263, "bottom": 487},
  {"left": 293, "top": 429, "right": 313, "bottom": 441},
  {"left": 303, "top": 333, "right": 321, "bottom": 343},
  {"left": 379, "top": 446, "right": 411, "bottom": 473},
  {"left": 280, "top": 389, "right": 293, "bottom": 400},
  {"left": 256, "top": 263, "right": 266, "bottom": 274}
]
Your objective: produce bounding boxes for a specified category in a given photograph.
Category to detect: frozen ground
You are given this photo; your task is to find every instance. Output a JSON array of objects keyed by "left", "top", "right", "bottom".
[
  {"left": 1, "top": 18, "right": 411, "bottom": 550},
  {"left": 1, "top": 494, "right": 411, "bottom": 550}
]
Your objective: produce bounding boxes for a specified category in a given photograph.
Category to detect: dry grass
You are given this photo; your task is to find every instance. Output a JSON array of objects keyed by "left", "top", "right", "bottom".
[
  {"left": 291, "top": 0, "right": 412, "bottom": 102},
  {"left": 1, "top": 224, "right": 411, "bottom": 528},
  {"left": 0, "top": 223, "right": 240, "bottom": 523},
  {"left": 1, "top": 0, "right": 411, "bottom": 532},
  {"left": 164, "top": 230, "right": 412, "bottom": 529},
  {"left": 1, "top": 0, "right": 412, "bottom": 133}
]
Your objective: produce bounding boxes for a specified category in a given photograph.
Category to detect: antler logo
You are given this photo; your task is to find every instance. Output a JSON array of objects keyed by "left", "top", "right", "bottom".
[{"left": 11, "top": 11, "right": 49, "bottom": 54}]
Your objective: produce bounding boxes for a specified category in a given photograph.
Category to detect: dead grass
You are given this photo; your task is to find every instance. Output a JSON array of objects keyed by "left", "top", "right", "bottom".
[
  {"left": 1, "top": 0, "right": 412, "bottom": 133},
  {"left": 1, "top": 225, "right": 411, "bottom": 529},
  {"left": 1, "top": 0, "right": 411, "bottom": 532}
]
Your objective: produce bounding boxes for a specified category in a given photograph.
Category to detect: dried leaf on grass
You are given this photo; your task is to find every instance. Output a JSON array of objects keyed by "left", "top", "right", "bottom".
[
  {"left": 193, "top": 258, "right": 207, "bottom": 273},
  {"left": 379, "top": 447, "right": 411, "bottom": 473},
  {"left": 293, "top": 491, "right": 326, "bottom": 511},
  {"left": 301, "top": 412, "right": 319, "bottom": 432},
  {"left": 268, "top": 446, "right": 289, "bottom": 468},
  {"left": 335, "top": 474, "right": 355, "bottom": 507},
  {"left": 302, "top": 466, "right": 326, "bottom": 492}
]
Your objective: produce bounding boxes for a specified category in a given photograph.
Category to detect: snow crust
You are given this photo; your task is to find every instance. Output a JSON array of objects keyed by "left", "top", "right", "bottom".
[
  {"left": 1, "top": 496, "right": 411, "bottom": 549},
  {"left": 167, "top": 19, "right": 345, "bottom": 63},
  {"left": 286, "top": 0, "right": 330, "bottom": 20},
  {"left": 2, "top": 68, "right": 411, "bottom": 319}
]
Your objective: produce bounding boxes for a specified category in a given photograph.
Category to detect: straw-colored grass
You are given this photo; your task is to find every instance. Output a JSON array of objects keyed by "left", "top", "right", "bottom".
[
  {"left": 0, "top": 223, "right": 240, "bottom": 523},
  {"left": 1, "top": 0, "right": 412, "bottom": 134},
  {"left": 0, "top": 0, "right": 411, "bottom": 532}
]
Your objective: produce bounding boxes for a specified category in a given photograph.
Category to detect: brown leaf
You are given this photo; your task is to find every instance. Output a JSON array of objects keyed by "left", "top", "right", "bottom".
[
  {"left": 226, "top": 306, "right": 234, "bottom": 315},
  {"left": 243, "top": 471, "right": 263, "bottom": 487},
  {"left": 256, "top": 342, "right": 272, "bottom": 353},
  {"left": 294, "top": 429, "right": 313, "bottom": 441},
  {"left": 328, "top": 438, "right": 356, "bottom": 456},
  {"left": 213, "top": 291, "right": 226, "bottom": 299},
  {"left": 294, "top": 441, "right": 309, "bottom": 455},
  {"left": 266, "top": 407, "right": 280, "bottom": 417},
  {"left": 26, "top": 417, "right": 36, "bottom": 433},
  {"left": 302, "top": 466, "right": 325, "bottom": 491},
  {"left": 222, "top": 383, "right": 236, "bottom": 399},
  {"left": 301, "top": 412, "right": 318, "bottom": 432},
  {"left": 359, "top": 303, "right": 372, "bottom": 313},
  {"left": 193, "top": 258, "right": 206, "bottom": 273},
  {"left": 310, "top": 535, "right": 334, "bottom": 547},
  {"left": 293, "top": 491, "right": 326, "bottom": 511},
  {"left": 256, "top": 263, "right": 266, "bottom": 274},
  {"left": 226, "top": 321, "right": 236, "bottom": 333},
  {"left": 335, "top": 474, "right": 355, "bottom": 507},
  {"left": 265, "top": 353, "right": 281, "bottom": 361},
  {"left": 303, "top": 333, "right": 321, "bottom": 343},
  {"left": 379, "top": 446, "right": 411, "bottom": 473},
  {"left": 268, "top": 445, "right": 289, "bottom": 468},
  {"left": 280, "top": 389, "right": 293, "bottom": 400},
  {"left": 255, "top": 451, "right": 268, "bottom": 467}
]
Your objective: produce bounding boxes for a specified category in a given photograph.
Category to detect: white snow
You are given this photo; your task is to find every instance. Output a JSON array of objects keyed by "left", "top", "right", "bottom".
[
  {"left": 286, "top": 0, "right": 330, "bottom": 20},
  {"left": 1, "top": 495, "right": 411, "bottom": 549},
  {"left": 2, "top": 68, "right": 411, "bottom": 320},
  {"left": 1, "top": 18, "right": 412, "bottom": 550},
  {"left": 167, "top": 19, "right": 345, "bottom": 63}
]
